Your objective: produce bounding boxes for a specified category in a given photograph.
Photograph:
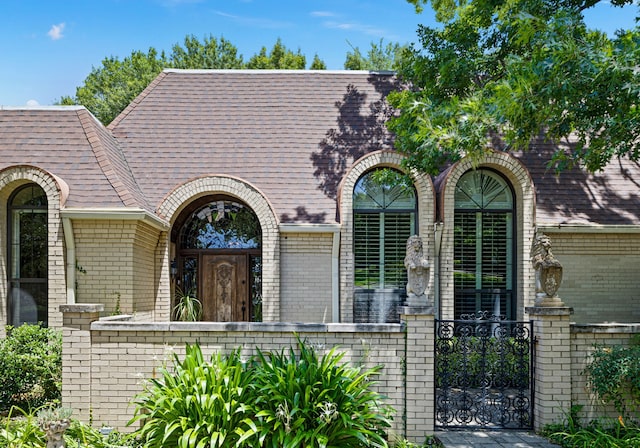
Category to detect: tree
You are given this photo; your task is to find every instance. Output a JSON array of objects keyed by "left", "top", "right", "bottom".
[
  {"left": 344, "top": 38, "right": 406, "bottom": 70},
  {"left": 59, "top": 48, "right": 166, "bottom": 126},
  {"left": 310, "top": 54, "right": 327, "bottom": 70},
  {"left": 387, "top": 0, "right": 640, "bottom": 174},
  {"left": 245, "top": 38, "right": 311, "bottom": 69},
  {"left": 169, "top": 34, "right": 244, "bottom": 69},
  {"left": 60, "top": 36, "right": 326, "bottom": 125}
]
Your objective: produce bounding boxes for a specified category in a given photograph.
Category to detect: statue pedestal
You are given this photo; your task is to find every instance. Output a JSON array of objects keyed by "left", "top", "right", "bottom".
[
  {"left": 405, "top": 294, "right": 432, "bottom": 308},
  {"left": 534, "top": 294, "right": 565, "bottom": 307}
]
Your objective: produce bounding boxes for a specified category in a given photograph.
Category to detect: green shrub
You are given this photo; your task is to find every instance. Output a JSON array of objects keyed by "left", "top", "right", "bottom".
[
  {"left": 131, "top": 338, "right": 393, "bottom": 447},
  {"left": 583, "top": 335, "right": 640, "bottom": 421},
  {"left": 0, "top": 324, "right": 62, "bottom": 413},
  {"left": 130, "top": 343, "right": 255, "bottom": 447},
  {"left": 248, "top": 338, "right": 392, "bottom": 447}
]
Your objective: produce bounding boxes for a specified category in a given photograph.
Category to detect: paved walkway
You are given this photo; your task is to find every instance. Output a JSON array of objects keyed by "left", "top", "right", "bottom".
[{"left": 435, "top": 430, "right": 560, "bottom": 447}]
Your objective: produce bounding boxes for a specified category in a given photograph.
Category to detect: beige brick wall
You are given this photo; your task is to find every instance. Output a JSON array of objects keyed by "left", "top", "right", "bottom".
[
  {"left": 132, "top": 222, "right": 162, "bottom": 314},
  {"left": 74, "top": 220, "right": 137, "bottom": 314},
  {"left": 66, "top": 321, "right": 405, "bottom": 437},
  {"left": 544, "top": 232, "right": 640, "bottom": 323},
  {"left": 570, "top": 324, "right": 640, "bottom": 422},
  {"left": 280, "top": 233, "right": 333, "bottom": 322}
]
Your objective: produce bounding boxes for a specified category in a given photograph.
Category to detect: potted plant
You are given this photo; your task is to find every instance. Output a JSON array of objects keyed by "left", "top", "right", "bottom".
[{"left": 173, "top": 287, "right": 202, "bottom": 321}]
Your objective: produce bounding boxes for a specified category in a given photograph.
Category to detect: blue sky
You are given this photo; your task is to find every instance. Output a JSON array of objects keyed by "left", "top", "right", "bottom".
[{"left": 0, "top": 0, "right": 637, "bottom": 107}]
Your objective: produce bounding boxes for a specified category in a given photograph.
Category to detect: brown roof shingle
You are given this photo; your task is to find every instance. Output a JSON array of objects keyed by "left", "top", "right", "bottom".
[
  {"left": 0, "top": 107, "right": 150, "bottom": 211},
  {"left": 109, "top": 69, "right": 399, "bottom": 224}
]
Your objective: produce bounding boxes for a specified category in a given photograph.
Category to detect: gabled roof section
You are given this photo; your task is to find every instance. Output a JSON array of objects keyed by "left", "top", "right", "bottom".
[
  {"left": 76, "top": 108, "right": 151, "bottom": 211},
  {"left": 109, "top": 69, "right": 400, "bottom": 224},
  {"left": 0, "top": 106, "right": 151, "bottom": 212}
]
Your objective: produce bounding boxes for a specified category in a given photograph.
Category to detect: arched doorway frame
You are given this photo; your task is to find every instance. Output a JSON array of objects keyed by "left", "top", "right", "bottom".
[
  {"left": 339, "top": 151, "right": 435, "bottom": 322},
  {"left": 0, "top": 165, "right": 68, "bottom": 333},
  {"left": 439, "top": 152, "right": 536, "bottom": 320},
  {"left": 158, "top": 175, "right": 280, "bottom": 321}
]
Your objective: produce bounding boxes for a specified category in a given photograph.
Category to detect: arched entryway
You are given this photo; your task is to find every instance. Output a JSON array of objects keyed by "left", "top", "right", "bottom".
[{"left": 172, "top": 196, "right": 262, "bottom": 322}]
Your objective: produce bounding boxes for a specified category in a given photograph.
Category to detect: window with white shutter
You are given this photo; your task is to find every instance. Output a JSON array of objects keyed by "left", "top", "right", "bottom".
[
  {"left": 353, "top": 169, "right": 416, "bottom": 322},
  {"left": 454, "top": 170, "right": 515, "bottom": 319}
]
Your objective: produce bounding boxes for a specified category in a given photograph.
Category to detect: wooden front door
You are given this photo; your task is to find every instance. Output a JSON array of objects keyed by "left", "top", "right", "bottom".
[{"left": 202, "top": 254, "right": 249, "bottom": 322}]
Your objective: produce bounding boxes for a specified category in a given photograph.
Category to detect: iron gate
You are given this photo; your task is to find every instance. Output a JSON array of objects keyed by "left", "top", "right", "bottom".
[{"left": 435, "top": 312, "right": 534, "bottom": 429}]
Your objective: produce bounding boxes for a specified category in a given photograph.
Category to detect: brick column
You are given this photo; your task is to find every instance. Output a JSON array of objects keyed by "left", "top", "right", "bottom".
[
  {"left": 60, "top": 304, "right": 103, "bottom": 422},
  {"left": 400, "top": 306, "right": 435, "bottom": 441},
  {"left": 526, "top": 306, "right": 573, "bottom": 431}
]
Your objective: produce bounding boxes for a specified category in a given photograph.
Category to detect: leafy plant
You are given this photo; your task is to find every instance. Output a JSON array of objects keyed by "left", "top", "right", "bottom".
[
  {"left": 131, "top": 338, "right": 394, "bottom": 447},
  {"left": 0, "top": 324, "right": 62, "bottom": 413},
  {"left": 130, "top": 343, "right": 255, "bottom": 447},
  {"left": 543, "top": 405, "right": 640, "bottom": 448},
  {"left": 0, "top": 406, "right": 45, "bottom": 447},
  {"left": 248, "top": 337, "right": 392, "bottom": 447},
  {"left": 172, "top": 287, "right": 202, "bottom": 321},
  {"left": 1, "top": 405, "right": 141, "bottom": 448},
  {"left": 582, "top": 335, "right": 640, "bottom": 421}
]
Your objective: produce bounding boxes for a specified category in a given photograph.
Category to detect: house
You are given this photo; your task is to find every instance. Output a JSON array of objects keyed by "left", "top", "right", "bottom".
[
  {"left": 2, "top": 69, "right": 639, "bottom": 436},
  {"left": 1, "top": 69, "right": 638, "bottom": 331}
]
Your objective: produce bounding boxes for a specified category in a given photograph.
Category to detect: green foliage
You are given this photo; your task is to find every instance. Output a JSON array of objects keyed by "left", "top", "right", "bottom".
[
  {"left": 173, "top": 287, "right": 202, "bottom": 321},
  {"left": 390, "top": 0, "right": 640, "bottom": 174},
  {"left": 59, "top": 48, "right": 166, "bottom": 126},
  {"left": 582, "top": 336, "right": 640, "bottom": 421},
  {"left": 246, "top": 38, "right": 308, "bottom": 69},
  {"left": 1, "top": 405, "right": 141, "bottom": 448},
  {"left": 0, "top": 406, "right": 45, "bottom": 448},
  {"left": 0, "top": 324, "right": 62, "bottom": 413},
  {"left": 170, "top": 35, "right": 244, "bottom": 69},
  {"left": 543, "top": 405, "right": 640, "bottom": 448},
  {"left": 248, "top": 338, "right": 392, "bottom": 447},
  {"left": 130, "top": 344, "right": 255, "bottom": 447},
  {"left": 344, "top": 39, "right": 406, "bottom": 71},
  {"left": 131, "top": 338, "right": 393, "bottom": 447}
]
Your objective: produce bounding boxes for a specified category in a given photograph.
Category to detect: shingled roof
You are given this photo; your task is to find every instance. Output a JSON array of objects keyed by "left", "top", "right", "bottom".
[
  {"left": 0, "top": 106, "right": 150, "bottom": 211},
  {"left": 108, "top": 69, "right": 399, "bottom": 224},
  {"left": 1, "top": 70, "right": 638, "bottom": 226}
]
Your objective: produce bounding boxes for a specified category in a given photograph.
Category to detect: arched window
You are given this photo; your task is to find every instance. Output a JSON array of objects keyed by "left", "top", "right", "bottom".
[
  {"left": 353, "top": 169, "right": 417, "bottom": 322},
  {"left": 454, "top": 169, "right": 515, "bottom": 319},
  {"left": 175, "top": 197, "right": 262, "bottom": 322},
  {"left": 7, "top": 184, "right": 48, "bottom": 326}
]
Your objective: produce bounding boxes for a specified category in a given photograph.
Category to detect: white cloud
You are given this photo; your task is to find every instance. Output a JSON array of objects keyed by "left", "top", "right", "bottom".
[
  {"left": 311, "top": 11, "right": 336, "bottom": 17},
  {"left": 323, "top": 20, "right": 386, "bottom": 37},
  {"left": 213, "top": 10, "right": 292, "bottom": 29},
  {"left": 26, "top": 99, "right": 40, "bottom": 107},
  {"left": 47, "top": 23, "right": 65, "bottom": 40}
]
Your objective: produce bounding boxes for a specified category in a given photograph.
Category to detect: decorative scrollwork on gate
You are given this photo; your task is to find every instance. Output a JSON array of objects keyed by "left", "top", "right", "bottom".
[{"left": 435, "top": 317, "right": 533, "bottom": 429}]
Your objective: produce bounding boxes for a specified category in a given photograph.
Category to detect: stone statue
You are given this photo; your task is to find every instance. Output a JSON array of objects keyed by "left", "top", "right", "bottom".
[
  {"left": 530, "top": 232, "right": 564, "bottom": 306},
  {"left": 404, "top": 235, "right": 431, "bottom": 307},
  {"left": 42, "top": 420, "right": 70, "bottom": 448}
]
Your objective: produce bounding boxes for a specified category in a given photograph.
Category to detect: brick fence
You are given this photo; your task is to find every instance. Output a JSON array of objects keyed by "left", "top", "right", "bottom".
[{"left": 60, "top": 304, "right": 640, "bottom": 442}]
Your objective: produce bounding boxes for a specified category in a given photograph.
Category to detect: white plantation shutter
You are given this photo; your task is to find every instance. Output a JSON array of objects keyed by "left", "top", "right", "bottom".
[
  {"left": 454, "top": 170, "right": 515, "bottom": 319},
  {"left": 353, "top": 169, "right": 417, "bottom": 322}
]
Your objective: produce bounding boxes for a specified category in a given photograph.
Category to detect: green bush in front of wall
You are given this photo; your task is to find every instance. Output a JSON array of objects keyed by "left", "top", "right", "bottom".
[
  {"left": 582, "top": 334, "right": 640, "bottom": 423},
  {"left": 0, "top": 324, "right": 62, "bottom": 414},
  {"left": 248, "top": 339, "right": 392, "bottom": 447},
  {"left": 130, "top": 337, "right": 393, "bottom": 447}
]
